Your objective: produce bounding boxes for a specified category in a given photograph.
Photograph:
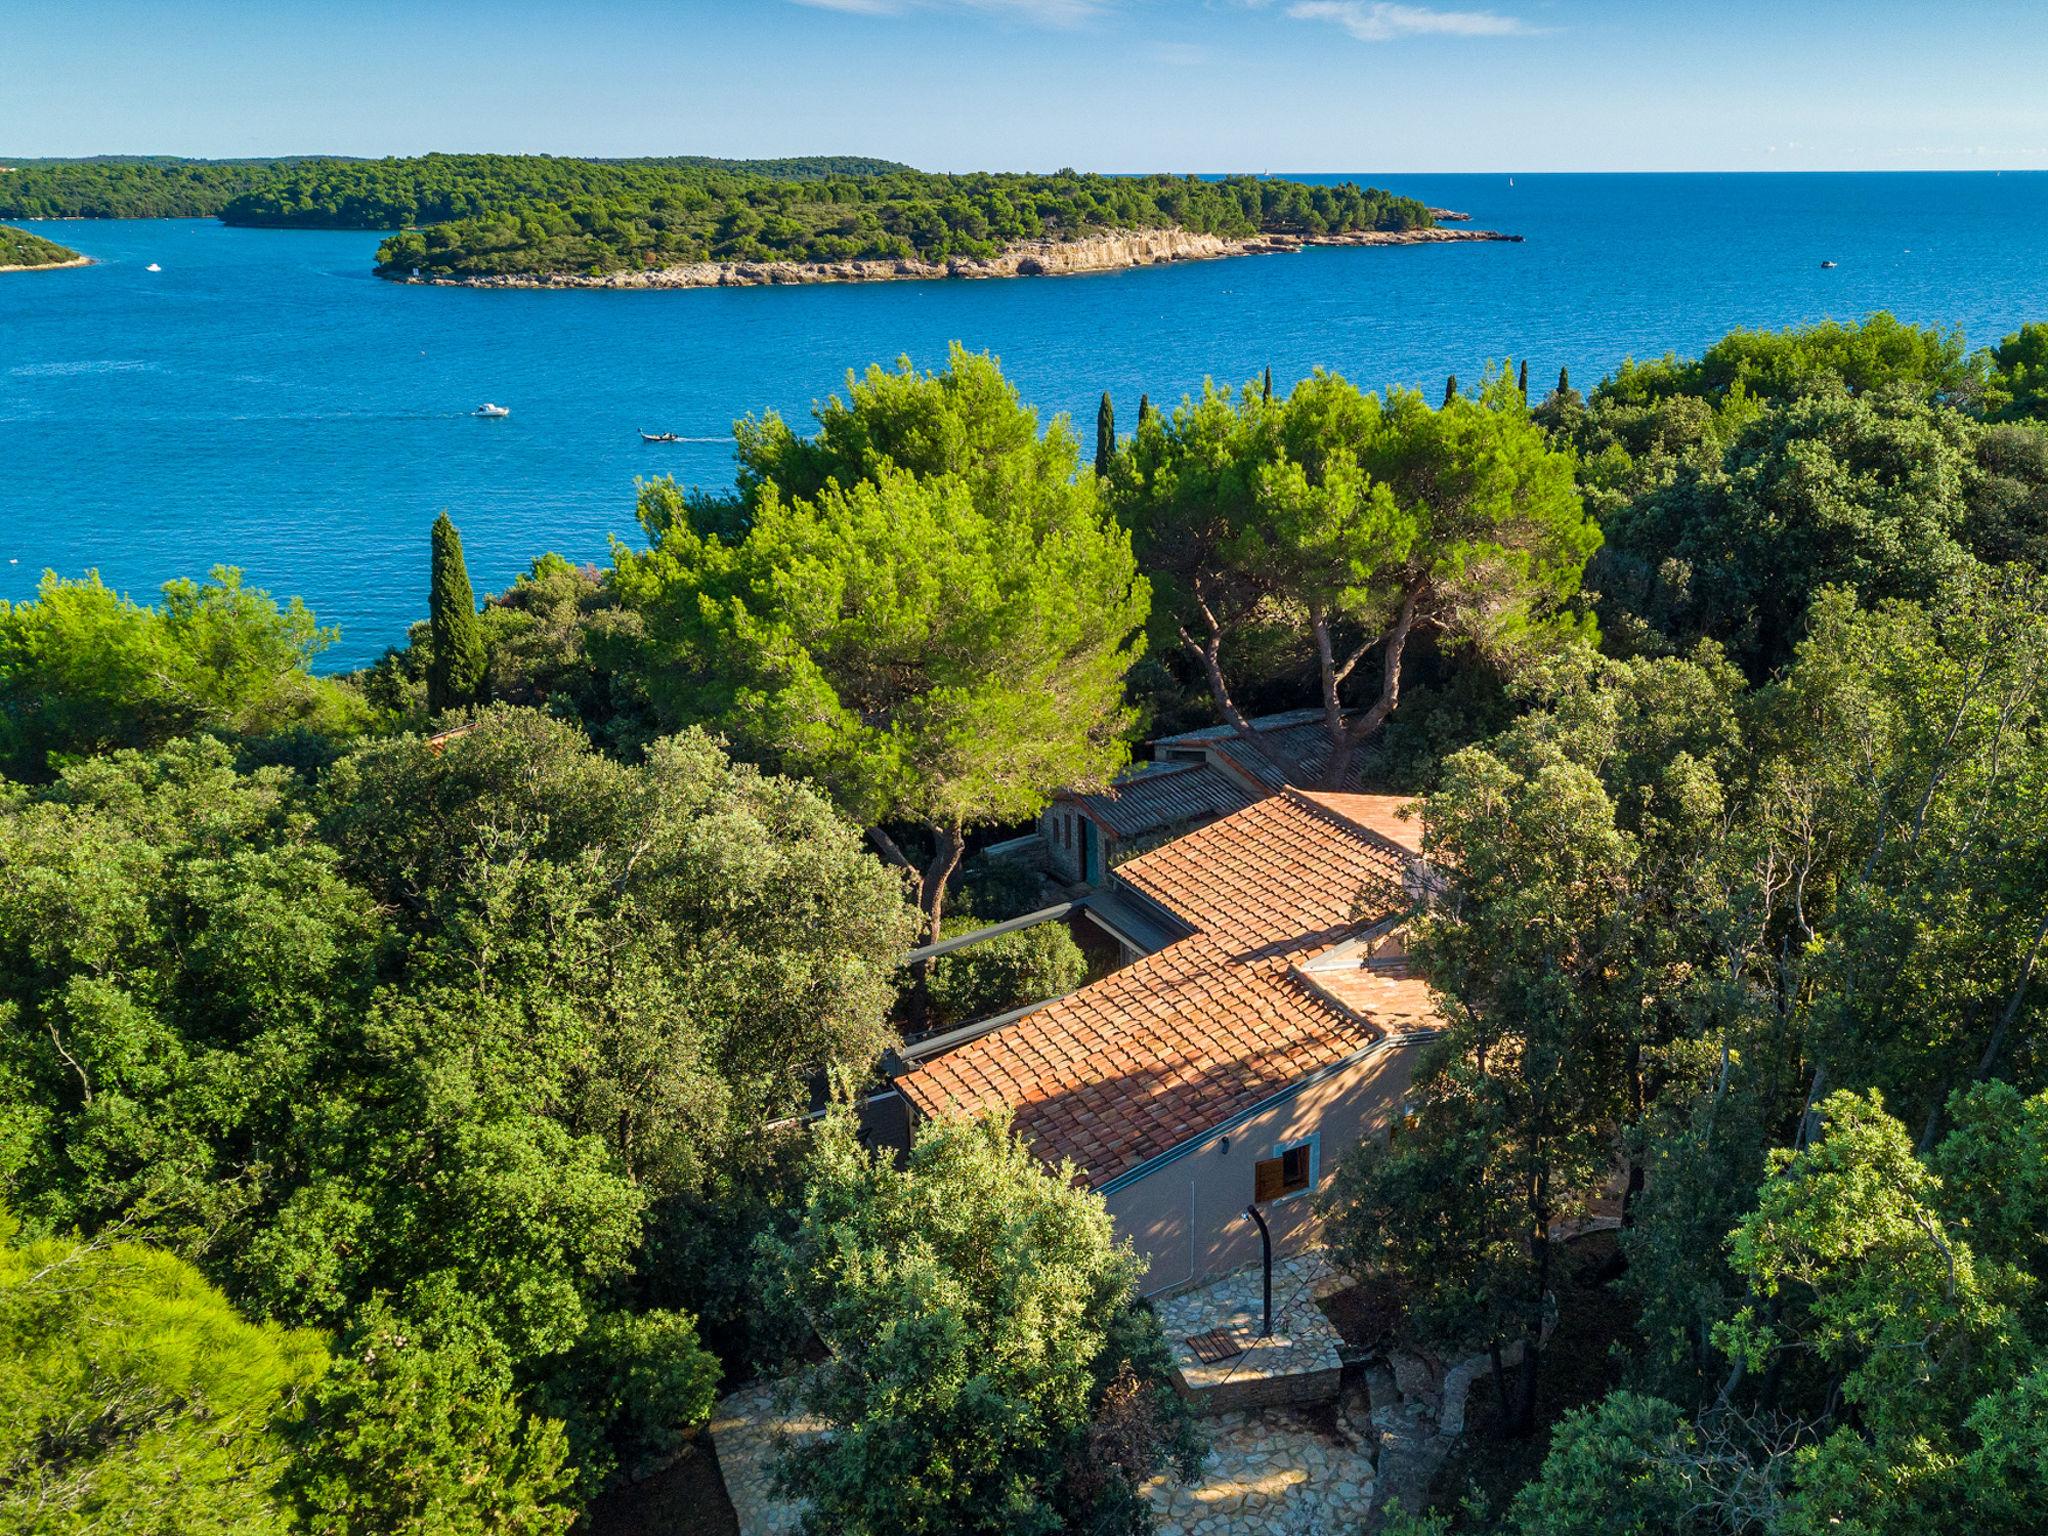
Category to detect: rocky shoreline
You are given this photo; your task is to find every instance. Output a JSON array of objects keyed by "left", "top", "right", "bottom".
[
  {"left": 385, "top": 222, "right": 1521, "bottom": 292},
  {"left": 0, "top": 255, "right": 91, "bottom": 274}
]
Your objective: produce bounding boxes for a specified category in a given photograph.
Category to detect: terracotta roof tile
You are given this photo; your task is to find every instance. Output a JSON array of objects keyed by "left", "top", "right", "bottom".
[{"left": 898, "top": 791, "right": 1446, "bottom": 1186}]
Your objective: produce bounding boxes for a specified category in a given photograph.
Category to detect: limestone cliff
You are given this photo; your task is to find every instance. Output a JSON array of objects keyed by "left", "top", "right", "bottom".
[{"left": 394, "top": 223, "right": 1521, "bottom": 291}]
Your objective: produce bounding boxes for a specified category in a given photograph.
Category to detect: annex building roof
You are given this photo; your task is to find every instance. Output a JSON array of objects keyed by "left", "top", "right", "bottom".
[
  {"left": 1057, "top": 757, "right": 1259, "bottom": 839},
  {"left": 897, "top": 789, "right": 1444, "bottom": 1187},
  {"left": 1054, "top": 710, "right": 1367, "bottom": 848},
  {"left": 1152, "top": 709, "right": 1348, "bottom": 795}
]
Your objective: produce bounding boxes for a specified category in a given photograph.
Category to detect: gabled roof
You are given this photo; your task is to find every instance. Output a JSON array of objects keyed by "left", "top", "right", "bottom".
[
  {"left": 1057, "top": 758, "right": 1257, "bottom": 839},
  {"left": 897, "top": 790, "right": 1443, "bottom": 1187}
]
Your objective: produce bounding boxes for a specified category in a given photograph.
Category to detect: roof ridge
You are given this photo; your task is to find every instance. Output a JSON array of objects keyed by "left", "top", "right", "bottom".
[
  {"left": 1285, "top": 959, "right": 1393, "bottom": 1040},
  {"left": 1150, "top": 706, "right": 1327, "bottom": 746},
  {"left": 1286, "top": 788, "right": 1426, "bottom": 863},
  {"left": 1278, "top": 784, "right": 1383, "bottom": 830},
  {"left": 1119, "top": 756, "right": 1204, "bottom": 778}
]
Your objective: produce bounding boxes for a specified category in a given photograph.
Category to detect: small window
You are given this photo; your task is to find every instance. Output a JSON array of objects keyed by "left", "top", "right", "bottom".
[{"left": 1254, "top": 1141, "right": 1314, "bottom": 1203}]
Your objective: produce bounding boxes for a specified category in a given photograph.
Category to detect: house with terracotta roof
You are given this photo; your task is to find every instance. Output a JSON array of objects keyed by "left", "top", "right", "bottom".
[{"left": 898, "top": 787, "right": 1445, "bottom": 1294}]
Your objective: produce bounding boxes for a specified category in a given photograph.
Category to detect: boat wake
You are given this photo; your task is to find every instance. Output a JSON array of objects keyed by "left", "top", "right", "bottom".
[{"left": 10, "top": 359, "right": 157, "bottom": 378}]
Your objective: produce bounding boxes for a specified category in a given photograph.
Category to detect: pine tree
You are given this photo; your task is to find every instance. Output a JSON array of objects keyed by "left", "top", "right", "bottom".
[
  {"left": 619, "top": 345, "right": 1148, "bottom": 951},
  {"left": 1518, "top": 358, "right": 1529, "bottom": 397},
  {"left": 2, "top": 1215, "right": 328, "bottom": 1536},
  {"left": 1443, "top": 374, "right": 1460, "bottom": 406},
  {"left": 1095, "top": 391, "right": 1115, "bottom": 479},
  {"left": 427, "top": 511, "right": 486, "bottom": 713}
]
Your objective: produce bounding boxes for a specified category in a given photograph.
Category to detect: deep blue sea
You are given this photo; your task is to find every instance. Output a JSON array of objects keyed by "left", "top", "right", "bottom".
[{"left": 7, "top": 172, "right": 2048, "bottom": 670}]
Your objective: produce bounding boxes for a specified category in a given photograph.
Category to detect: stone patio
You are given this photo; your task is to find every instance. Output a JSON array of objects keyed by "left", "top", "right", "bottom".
[
  {"left": 1142, "top": 1395, "right": 1378, "bottom": 1536},
  {"left": 1153, "top": 1250, "right": 1348, "bottom": 1414}
]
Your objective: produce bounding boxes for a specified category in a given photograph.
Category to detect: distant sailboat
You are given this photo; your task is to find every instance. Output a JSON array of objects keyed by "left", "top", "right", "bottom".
[
  {"left": 145, "top": 263, "right": 161, "bottom": 272},
  {"left": 1508, "top": 177, "right": 1515, "bottom": 187}
]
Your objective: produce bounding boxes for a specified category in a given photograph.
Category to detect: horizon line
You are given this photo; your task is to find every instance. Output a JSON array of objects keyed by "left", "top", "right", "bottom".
[{"left": 5, "top": 153, "right": 2048, "bottom": 178}]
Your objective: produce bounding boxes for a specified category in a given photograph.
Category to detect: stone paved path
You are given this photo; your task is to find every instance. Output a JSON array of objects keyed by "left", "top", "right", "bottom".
[
  {"left": 704, "top": 1380, "right": 823, "bottom": 1536},
  {"left": 1364, "top": 1361, "right": 1442, "bottom": 1530},
  {"left": 1142, "top": 1395, "right": 1378, "bottom": 1536}
]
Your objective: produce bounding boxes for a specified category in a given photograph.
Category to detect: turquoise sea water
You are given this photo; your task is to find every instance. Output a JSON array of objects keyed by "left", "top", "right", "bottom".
[{"left": 6, "top": 172, "right": 2048, "bottom": 670}]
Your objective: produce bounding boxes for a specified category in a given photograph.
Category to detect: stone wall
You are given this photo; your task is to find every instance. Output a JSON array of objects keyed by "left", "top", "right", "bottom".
[{"left": 1185, "top": 1361, "right": 1345, "bottom": 1416}]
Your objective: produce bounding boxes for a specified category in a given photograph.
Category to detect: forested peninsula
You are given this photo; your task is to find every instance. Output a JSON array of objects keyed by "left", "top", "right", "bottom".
[
  {"left": 0, "top": 153, "right": 1499, "bottom": 286},
  {"left": 365, "top": 166, "right": 1451, "bottom": 281},
  {"left": 0, "top": 222, "right": 85, "bottom": 270}
]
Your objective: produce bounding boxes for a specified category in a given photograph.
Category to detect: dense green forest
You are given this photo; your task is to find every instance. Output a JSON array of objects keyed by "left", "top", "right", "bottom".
[
  {"left": 0, "top": 155, "right": 296, "bottom": 217},
  {"left": 4, "top": 315, "right": 2047, "bottom": 1535},
  {"left": 0, "top": 152, "right": 1433, "bottom": 276},
  {"left": 0, "top": 222, "right": 82, "bottom": 266},
  {"left": 0, "top": 152, "right": 912, "bottom": 220},
  {"left": 219, "top": 154, "right": 925, "bottom": 230}
]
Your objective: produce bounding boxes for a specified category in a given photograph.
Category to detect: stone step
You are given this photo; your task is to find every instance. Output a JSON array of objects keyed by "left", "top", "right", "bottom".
[{"left": 1363, "top": 1363, "right": 1399, "bottom": 1414}]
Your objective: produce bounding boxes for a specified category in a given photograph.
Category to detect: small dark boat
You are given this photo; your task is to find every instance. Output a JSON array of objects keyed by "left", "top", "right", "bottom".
[
  {"left": 640, "top": 431, "right": 680, "bottom": 443},
  {"left": 1820, "top": 260, "right": 1838, "bottom": 269}
]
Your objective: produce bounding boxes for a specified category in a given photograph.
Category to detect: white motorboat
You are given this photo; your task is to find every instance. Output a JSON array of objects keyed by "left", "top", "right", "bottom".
[
  {"left": 474, "top": 403, "right": 510, "bottom": 418},
  {"left": 145, "top": 263, "right": 161, "bottom": 272}
]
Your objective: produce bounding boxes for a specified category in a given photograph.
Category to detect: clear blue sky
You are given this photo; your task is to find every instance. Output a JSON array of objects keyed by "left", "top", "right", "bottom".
[{"left": 8, "top": 0, "right": 2048, "bottom": 172}]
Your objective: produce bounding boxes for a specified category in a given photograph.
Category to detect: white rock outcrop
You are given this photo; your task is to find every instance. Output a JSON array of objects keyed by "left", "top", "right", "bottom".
[{"left": 397, "top": 224, "right": 1519, "bottom": 291}]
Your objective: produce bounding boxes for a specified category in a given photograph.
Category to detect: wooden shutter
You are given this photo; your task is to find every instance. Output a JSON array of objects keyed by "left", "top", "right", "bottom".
[{"left": 1254, "top": 1156, "right": 1285, "bottom": 1202}]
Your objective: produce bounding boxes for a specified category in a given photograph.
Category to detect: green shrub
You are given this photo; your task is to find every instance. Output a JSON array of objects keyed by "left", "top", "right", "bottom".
[
  {"left": 928, "top": 919, "right": 1087, "bottom": 1027},
  {"left": 291, "top": 1299, "right": 575, "bottom": 1536}
]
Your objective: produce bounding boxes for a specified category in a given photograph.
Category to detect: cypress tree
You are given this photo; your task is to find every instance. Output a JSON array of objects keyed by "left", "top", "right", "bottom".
[
  {"left": 1095, "top": 391, "right": 1115, "bottom": 479},
  {"left": 427, "top": 511, "right": 486, "bottom": 713},
  {"left": 1518, "top": 358, "right": 1529, "bottom": 397},
  {"left": 1443, "top": 374, "right": 1459, "bottom": 406},
  {"left": 1557, "top": 365, "right": 1571, "bottom": 396},
  {"left": 1137, "top": 393, "right": 1153, "bottom": 426},
  {"left": 1263, "top": 366, "right": 1273, "bottom": 402}
]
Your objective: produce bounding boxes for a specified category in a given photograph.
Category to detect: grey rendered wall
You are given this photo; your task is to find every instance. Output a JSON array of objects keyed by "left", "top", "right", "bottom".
[
  {"left": 1036, "top": 806, "right": 1086, "bottom": 883},
  {"left": 1104, "top": 1040, "right": 1424, "bottom": 1296}
]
